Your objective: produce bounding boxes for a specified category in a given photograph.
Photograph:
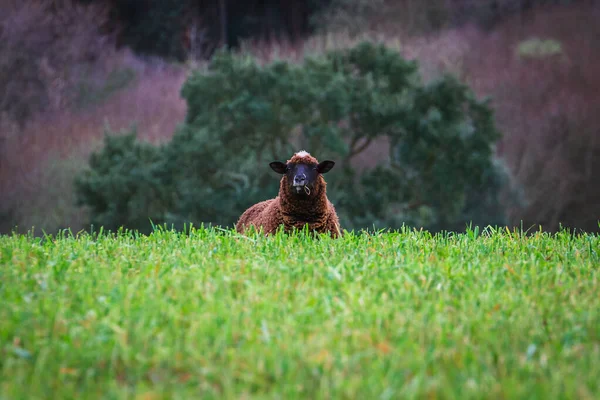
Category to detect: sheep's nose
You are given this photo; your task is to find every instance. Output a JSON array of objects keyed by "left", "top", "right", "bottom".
[{"left": 293, "top": 174, "right": 306, "bottom": 185}]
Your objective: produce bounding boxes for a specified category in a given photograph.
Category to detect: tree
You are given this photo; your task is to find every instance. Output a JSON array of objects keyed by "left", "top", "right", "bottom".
[{"left": 76, "top": 42, "right": 511, "bottom": 233}]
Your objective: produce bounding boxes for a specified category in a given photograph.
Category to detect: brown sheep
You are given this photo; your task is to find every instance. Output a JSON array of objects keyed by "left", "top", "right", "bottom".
[{"left": 235, "top": 150, "right": 342, "bottom": 237}]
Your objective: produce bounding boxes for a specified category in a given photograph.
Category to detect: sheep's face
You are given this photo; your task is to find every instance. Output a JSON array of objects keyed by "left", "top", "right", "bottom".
[{"left": 269, "top": 159, "right": 335, "bottom": 198}]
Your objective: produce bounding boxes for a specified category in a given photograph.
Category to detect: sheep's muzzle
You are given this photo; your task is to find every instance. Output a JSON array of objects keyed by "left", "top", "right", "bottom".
[{"left": 292, "top": 173, "right": 311, "bottom": 195}]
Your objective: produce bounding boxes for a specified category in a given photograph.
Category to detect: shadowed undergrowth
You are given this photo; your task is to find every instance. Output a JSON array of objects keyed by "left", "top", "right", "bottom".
[{"left": 1, "top": 227, "right": 598, "bottom": 399}]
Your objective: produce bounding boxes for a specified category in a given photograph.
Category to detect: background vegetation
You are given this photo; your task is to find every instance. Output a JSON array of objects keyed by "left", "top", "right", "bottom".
[
  {"left": 1, "top": 0, "right": 599, "bottom": 234},
  {"left": 74, "top": 42, "right": 510, "bottom": 233},
  {"left": 1, "top": 227, "right": 599, "bottom": 398}
]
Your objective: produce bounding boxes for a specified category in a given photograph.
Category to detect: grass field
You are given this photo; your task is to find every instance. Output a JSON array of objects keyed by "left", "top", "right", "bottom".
[{"left": 1, "top": 226, "right": 599, "bottom": 399}]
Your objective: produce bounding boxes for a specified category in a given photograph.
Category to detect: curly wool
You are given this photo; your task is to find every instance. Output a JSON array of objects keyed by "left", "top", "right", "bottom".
[{"left": 235, "top": 151, "right": 342, "bottom": 237}]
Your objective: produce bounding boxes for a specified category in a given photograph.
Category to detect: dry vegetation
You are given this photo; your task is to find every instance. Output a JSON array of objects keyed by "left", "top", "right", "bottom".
[
  {"left": 0, "top": 0, "right": 187, "bottom": 233},
  {"left": 1, "top": 0, "right": 598, "bottom": 234},
  {"left": 463, "top": 4, "right": 600, "bottom": 232}
]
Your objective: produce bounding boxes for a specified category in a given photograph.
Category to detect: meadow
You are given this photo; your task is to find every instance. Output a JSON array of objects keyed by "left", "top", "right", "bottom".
[{"left": 1, "top": 226, "right": 598, "bottom": 399}]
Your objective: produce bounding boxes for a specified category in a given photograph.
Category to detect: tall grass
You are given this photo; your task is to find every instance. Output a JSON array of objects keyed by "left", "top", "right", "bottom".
[{"left": 1, "top": 227, "right": 599, "bottom": 398}]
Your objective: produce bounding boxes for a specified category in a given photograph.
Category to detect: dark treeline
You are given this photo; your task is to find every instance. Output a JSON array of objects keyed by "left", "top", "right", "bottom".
[
  {"left": 77, "top": 0, "right": 330, "bottom": 60},
  {"left": 76, "top": 0, "right": 593, "bottom": 61}
]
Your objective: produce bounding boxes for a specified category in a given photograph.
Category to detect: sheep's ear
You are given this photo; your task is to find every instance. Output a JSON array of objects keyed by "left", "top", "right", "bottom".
[
  {"left": 269, "top": 161, "right": 287, "bottom": 174},
  {"left": 317, "top": 160, "right": 335, "bottom": 174}
]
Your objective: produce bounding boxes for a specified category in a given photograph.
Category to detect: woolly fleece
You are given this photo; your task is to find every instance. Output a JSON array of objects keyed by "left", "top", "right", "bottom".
[{"left": 235, "top": 151, "right": 342, "bottom": 237}]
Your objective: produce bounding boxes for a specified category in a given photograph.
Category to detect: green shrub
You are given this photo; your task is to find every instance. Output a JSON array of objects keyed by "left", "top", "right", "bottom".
[
  {"left": 76, "top": 42, "right": 510, "bottom": 233},
  {"left": 74, "top": 128, "right": 168, "bottom": 233}
]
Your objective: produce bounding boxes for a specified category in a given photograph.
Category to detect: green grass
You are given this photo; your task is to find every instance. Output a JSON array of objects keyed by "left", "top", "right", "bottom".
[{"left": 1, "top": 226, "right": 599, "bottom": 399}]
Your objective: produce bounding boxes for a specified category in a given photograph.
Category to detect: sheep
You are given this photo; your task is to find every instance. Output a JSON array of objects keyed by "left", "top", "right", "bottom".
[{"left": 235, "top": 150, "right": 342, "bottom": 237}]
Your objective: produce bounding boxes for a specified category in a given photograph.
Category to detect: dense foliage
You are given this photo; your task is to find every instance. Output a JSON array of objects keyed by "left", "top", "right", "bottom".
[{"left": 76, "top": 42, "right": 510, "bottom": 233}]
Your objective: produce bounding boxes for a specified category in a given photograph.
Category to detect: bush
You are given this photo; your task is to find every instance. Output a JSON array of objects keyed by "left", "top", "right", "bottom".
[
  {"left": 74, "top": 129, "right": 167, "bottom": 233},
  {"left": 76, "top": 42, "right": 510, "bottom": 233}
]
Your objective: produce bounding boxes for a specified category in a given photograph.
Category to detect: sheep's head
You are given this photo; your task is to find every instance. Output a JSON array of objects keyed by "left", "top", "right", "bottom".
[{"left": 269, "top": 151, "right": 335, "bottom": 198}]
